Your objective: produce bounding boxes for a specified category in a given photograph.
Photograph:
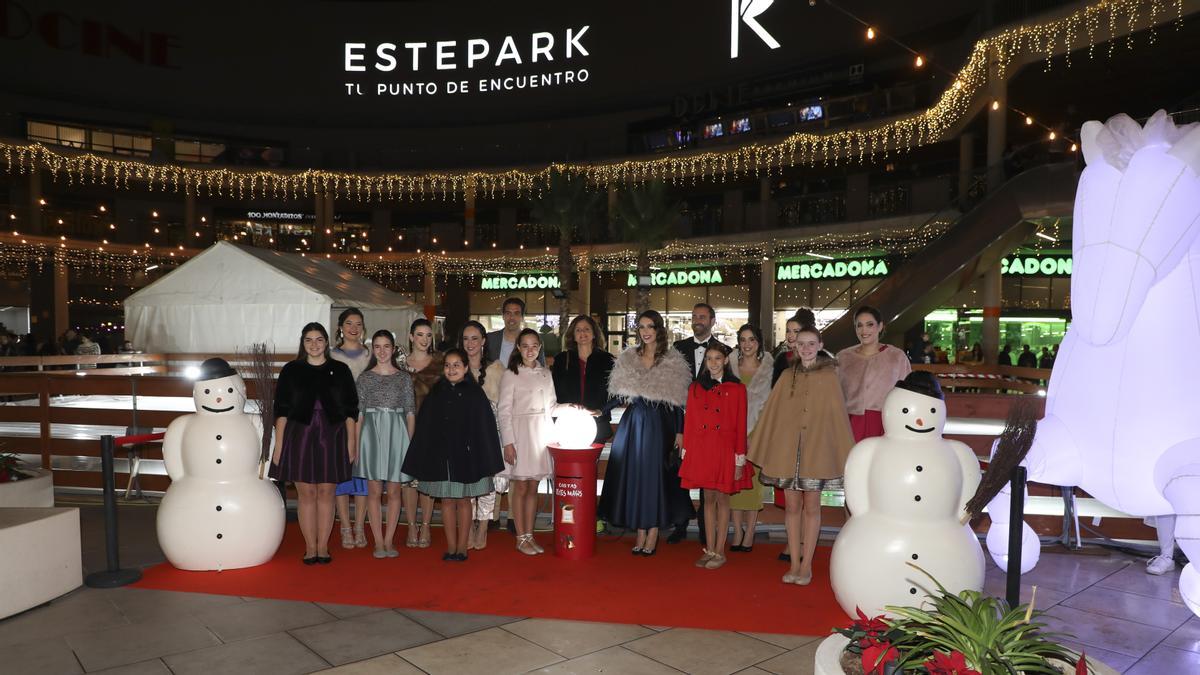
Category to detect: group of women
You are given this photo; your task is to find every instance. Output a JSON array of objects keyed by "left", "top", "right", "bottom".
[{"left": 269, "top": 304, "right": 909, "bottom": 584}]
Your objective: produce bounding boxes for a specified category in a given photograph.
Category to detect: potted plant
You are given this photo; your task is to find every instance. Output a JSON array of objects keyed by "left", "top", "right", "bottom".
[
  {"left": 0, "top": 451, "right": 34, "bottom": 483},
  {"left": 829, "top": 566, "right": 1100, "bottom": 674},
  {"left": 0, "top": 451, "right": 54, "bottom": 507}
]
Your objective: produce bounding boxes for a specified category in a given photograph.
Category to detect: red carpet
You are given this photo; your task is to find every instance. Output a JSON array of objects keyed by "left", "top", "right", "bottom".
[{"left": 135, "top": 523, "right": 847, "bottom": 636}]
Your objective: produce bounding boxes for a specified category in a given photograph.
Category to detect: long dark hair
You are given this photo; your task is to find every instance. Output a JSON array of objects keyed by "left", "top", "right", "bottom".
[
  {"left": 459, "top": 320, "right": 494, "bottom": 385},
  {"left": 364, "top": 329, "right": 401, "bottom": 372},
  {"left": 736, "top": 323, "right": 765, "bottom": 361},
  {"left": 296, "top": 322, "right": 332, "bottom": 361},
  {"left": 564, "top": 314, "right": 604, "bottom": 352},
  {"left": 408, "top": 317, "right": 435, "bottom": 355},
  {"left": 696, "top": 343, "right": 734, "bottom": 387},
  {"left": 635, "top": 309, "right": 669, "bottom": 361},
  {"left": 441, "top": 347, "right": 472, "bottom": 384},
  {"left": 335, "top": 307, "right": 364, "bottom": 348},
  {"left": 507, "top": 328, "right": 542, "bottom": 374}
]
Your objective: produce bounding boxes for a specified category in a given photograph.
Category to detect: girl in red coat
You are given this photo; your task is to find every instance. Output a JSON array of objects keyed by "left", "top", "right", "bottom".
[{"left": 680, "top": 344, "right": 752, "bottom": 569}]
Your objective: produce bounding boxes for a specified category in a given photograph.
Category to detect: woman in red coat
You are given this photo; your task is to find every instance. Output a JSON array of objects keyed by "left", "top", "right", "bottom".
[{"left": 680, "top": 344, "right": 752, "bottom": 569}]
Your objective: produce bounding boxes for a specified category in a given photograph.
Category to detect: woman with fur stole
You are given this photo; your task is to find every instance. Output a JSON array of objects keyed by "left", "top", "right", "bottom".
[{"left": 598, "top": 310, "right": 693, "bottom": 556}]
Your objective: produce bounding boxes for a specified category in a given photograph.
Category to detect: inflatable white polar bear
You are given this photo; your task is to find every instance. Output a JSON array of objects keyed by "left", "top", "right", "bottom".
[{"left": 986, "top": 110, "right": 1200, "bottom": 616}]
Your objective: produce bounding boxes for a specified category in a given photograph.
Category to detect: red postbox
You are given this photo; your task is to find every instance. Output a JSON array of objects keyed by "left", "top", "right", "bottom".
[{"left": 548, "top": 443, "right": 604, "bottom": 560}]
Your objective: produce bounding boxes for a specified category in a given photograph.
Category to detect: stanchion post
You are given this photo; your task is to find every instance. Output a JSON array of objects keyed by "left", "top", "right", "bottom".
[
  {"left": 1005, "top": 465, "right": 1027, "bottom": 609},
  {"left": 84, "top": 434, "right": 143, "bottom": 588}
]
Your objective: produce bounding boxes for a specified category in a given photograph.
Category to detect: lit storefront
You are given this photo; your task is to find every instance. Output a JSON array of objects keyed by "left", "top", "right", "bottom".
[
  {"left": 214, "top": 209, "right": 371, "bottom": 252},
  {"left": 772, "top": 256, "right": 892, "bottom": 347},
  {"left": 602, "top": 266, "right": 750, "bottom": 353},
  {"left": 468, "top": 271, "right": 571, "bottom": 333}
]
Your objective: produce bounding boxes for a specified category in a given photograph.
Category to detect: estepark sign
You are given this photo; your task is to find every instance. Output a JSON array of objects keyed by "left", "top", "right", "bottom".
[{"left": 343, "top": 26, "right": 591, "bottom": 98}]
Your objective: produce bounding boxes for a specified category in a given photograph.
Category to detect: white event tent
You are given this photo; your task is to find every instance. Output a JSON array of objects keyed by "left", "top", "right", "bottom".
[{"left": 124, "top": 241, "right": 420, "bottom": 353}]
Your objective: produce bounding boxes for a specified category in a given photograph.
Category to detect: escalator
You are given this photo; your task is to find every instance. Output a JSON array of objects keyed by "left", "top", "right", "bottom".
[{"left": 820, "top": 162, "right": 1079, "bottom": 351}]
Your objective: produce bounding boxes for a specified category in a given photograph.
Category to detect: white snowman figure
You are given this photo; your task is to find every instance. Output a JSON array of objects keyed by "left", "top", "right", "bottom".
[
  {"left": 830, "top": 372, "right": 984, "bottom": 617},
  {"left": 157, "top": 358, "right": 285, "bottom": 571}
]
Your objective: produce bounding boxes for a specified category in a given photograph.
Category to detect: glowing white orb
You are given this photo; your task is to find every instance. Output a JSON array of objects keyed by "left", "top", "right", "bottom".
[{"left": 553, "top": 407, "right": 597, "bottom": 449}]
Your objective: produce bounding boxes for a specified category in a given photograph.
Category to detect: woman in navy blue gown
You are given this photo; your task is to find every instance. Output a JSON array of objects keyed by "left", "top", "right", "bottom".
[{"left": 598, "top": 310, "right": 692, "bottom": 555}]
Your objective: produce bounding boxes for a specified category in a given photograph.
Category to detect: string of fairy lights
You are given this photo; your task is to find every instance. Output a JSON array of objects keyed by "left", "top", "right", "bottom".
[{"left": 0, "top": 0, "right": 1184, "bottom": 203}]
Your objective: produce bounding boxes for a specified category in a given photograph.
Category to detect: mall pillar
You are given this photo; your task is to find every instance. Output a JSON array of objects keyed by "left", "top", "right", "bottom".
[
  {"left": 422, "top": 259, "right": 437, "bottom": 321},
  {"left": 30, "top": 257, "right": 69, "bottom": 340},
  {"left": 607, "top": 185, "right": 619, "bottom": 241},
  {"left": 577, "top": 254, "right": 591, "bottom": 318},
  {"left": 499, "top": 207, "right": 518, "bottom": 248},
  {"left": 323, "top": 194, "right": 335, "bottom": 251},
  {"left": 981, "top": 263, "right": 1002, "bottom": 365},
  {"left": 28, "top": 168, "right": 43, "bottom": 235},
  {"left": 758, "top": 177, "right": 774, "bottom": 230},
  {"left": 369, "top": 209, "right": 391, "bottom": 252},
  {"left": 314, "top": 193, "right": 330, "bottom": 252},
  {"left": 986, "top": 48, "right": 1008, "bottom": 192},
  {"left": 846, "top": 173, "right": 869, "bottom": 222},
  {"left": 464, "top": 179, "right": 476, "bottom": 247},
  {"left": 958, "top": 132, "right": 975, "bottom": 201},
  {"left": 183, "top": 193, "right": 200, "bottom": 247},
  {"left": 758, "top": 247, "right": 775, "bottom": 334}
]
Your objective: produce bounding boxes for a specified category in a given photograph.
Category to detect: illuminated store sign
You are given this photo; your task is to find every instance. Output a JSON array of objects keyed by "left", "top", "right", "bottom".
[
  {"left": 343, "top": 27, "right": 592, "bottom": 98},
  {"left": 776, "top": 258, "right": 889, "bottom": 281},
  {"left": 1001, "top": 255, "right": 1072, "bottom": 276},
  {"left": 480, "top": 274, "right": 560, "bottom": 290},
  {"left": 626, "top": 269, "right": 725, "bottom": 287}
]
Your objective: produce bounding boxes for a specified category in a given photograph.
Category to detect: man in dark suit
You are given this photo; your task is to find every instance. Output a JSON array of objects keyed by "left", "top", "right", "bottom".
[
  {"left": 666, "top": 303, "right": 732, "bottom": 544},
  {"left": 673, "top": 302, "right": 732, "bottom": 377},
  {"left": 485, "top": 297, "right": 545, "bottom": 366}
]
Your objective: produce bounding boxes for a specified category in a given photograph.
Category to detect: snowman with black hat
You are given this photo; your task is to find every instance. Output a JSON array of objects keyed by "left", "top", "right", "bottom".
[
  {"left": 829, "top": 371, "right": 985, "bottom": 617},
  {"left": 157, "top": 357, "right": 285, "bottom": 570}
]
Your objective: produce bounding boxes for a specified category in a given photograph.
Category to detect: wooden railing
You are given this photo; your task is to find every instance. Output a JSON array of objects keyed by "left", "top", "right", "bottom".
[{"left": 912, "top": 363, "right": 1052, "bottom": 395}]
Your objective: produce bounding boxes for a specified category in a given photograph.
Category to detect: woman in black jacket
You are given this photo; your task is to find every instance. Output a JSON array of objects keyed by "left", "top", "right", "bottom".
[
  {"left": 402, "top": 349, "right": 505, "bottom": 561},
  {"left": 271, "top": 322, "right": 359, "bottom": 564},
  {"left": 550, "top": 315, "right": 616, "bottom": 443}
]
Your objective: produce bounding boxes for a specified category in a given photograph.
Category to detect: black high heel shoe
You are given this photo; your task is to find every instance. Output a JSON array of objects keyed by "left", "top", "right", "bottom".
[
  {"left": 639, "top": 547, "right": 657, "bottom": 557},
  {"left": 303, "top": 555, "right": 318, "bottom": 565},
  {"left": 316, "top": 555, "right": 332, "bottom": 564}
]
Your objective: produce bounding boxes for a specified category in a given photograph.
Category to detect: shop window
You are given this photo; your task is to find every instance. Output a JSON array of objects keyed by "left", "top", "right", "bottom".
[
  {"left": 1049, "top": 277, "right": 1070, "bottom": 309},
  {"left": 668, "top": 286, "right": 707, "bottom": 313},
  {"left": 1001, "top": 278, "right": 1023, "bottom": 309},
  {"left": 775, "top": 280, "right": 813, "bottom": 309},
  {"left": 813, "top": 280, "right": 852, "bottom": 309}
]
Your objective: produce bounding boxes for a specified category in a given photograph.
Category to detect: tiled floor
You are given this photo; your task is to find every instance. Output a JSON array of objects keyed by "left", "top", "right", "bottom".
[{"left": 3, "top": 502, "right": 1198, "bottom": 674}]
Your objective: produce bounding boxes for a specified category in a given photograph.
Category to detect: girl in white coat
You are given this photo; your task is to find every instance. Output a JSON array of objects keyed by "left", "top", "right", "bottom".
[{"left": 498, "top": 328, "right": 566, "bottom": 555}]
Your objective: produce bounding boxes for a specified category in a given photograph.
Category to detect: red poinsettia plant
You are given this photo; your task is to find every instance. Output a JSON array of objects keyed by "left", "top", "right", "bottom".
[
  {"left": 0, "top": 451, "right": 33, "bottom": 482},
  {"left": 923, "top": 649, "right": 981, "bottom": 674},
  {"left": 833, "top": 607, "right": 906, "bottom": 674}
]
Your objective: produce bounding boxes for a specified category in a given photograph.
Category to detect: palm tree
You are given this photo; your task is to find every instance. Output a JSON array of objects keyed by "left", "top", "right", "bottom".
[
  {"left": 530, "top": 169, "right": 601, "bottom": 336},
  {"left": 615, "top": 180, "right": 680, "bottom": 312}
]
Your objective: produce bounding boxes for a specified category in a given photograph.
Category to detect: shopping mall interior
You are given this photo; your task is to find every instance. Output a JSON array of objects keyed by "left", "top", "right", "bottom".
[{"left": 2, "top": 1, "right": 1200, "bottom": 673}]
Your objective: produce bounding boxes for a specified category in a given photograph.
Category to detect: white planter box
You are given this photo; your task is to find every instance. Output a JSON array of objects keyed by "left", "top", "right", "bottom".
[
  {"left": 814, "top": 634, "right": 1117, "bottom": 674},
  {"left": 0, "top": 468, "right": 54, "bottom": 507},
  {"left": 0, "top": 507, "right": 82, "bottom": 619}
]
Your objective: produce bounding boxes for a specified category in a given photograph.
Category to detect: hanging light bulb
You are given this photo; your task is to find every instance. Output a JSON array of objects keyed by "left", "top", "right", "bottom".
[
  {"left": 1025, "top": 116, "right": 1034, "bottom": 125},
  {"left": 866, "top": 26, "right": 875, "bottom": 40},
  {"left": 991, "top": 101, "right": 1000, "bottom": 111},
  {"left": 1070, "top": 143, "right": 1078, "bottom": 152},
  {"left": 1048, "top": 131, "right": 1057, "bottom": 140},
  {"left": 914, "top": 54, "right": 924, "bottom": 68}
]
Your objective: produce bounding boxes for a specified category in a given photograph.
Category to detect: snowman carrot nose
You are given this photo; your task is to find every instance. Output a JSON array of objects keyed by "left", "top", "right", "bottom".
[
  {"left": 916, "top": 418, "right": 924, "bottom": 426},
  {"left": 216, "top": 397, "right": 222, "bottom": 403}
]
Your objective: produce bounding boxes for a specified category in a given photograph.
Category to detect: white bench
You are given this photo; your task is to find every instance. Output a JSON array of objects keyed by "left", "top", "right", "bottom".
[{"left": 0, "top": 507, "right": 82, "bottom": 619}]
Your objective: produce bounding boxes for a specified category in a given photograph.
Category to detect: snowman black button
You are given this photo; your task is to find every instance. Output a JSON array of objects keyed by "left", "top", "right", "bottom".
[
  {"left": 216, "top": 434, "right": 222, "bottom": 440},
  {"left": 916, "top": 465, "right": 923, "bottom": 472},
  {"left": 914, "top": 495, "right": 922, "bottom": 502},
  {"left": 216, "top": 505, "right": 223, "bottom": 512},
  {"left": 215, "top": 459, "right": 222, "bottom": 464},
  {"left": 216, "top": 533, "right": 223, "bottom": 539}
]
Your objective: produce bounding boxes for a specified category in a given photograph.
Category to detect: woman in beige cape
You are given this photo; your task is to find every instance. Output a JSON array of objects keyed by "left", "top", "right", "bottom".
[{"left": 748, "top": 324, "right": 854, "bottom": 585}]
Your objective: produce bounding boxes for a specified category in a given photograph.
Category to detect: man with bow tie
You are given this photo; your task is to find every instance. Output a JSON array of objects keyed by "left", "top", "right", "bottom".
[{"left": 667, "top": 303, "right": 732, "bottom": 544}]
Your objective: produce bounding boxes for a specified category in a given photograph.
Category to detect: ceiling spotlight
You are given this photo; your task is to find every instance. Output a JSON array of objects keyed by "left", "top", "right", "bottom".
[
  {"left": 152, "top": 210, "right": 159, "bottom": 218},
  {"left": 98, "top": 205, "right": 106, "bottom": 212},
  {"left": 38, "top": 198, "right": 47, "bottom": 206}
]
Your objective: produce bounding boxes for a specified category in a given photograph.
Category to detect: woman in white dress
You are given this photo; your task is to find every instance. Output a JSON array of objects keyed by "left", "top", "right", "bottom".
[{"left": 497, "top": 328, "right": 566, "bottom": 555}]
